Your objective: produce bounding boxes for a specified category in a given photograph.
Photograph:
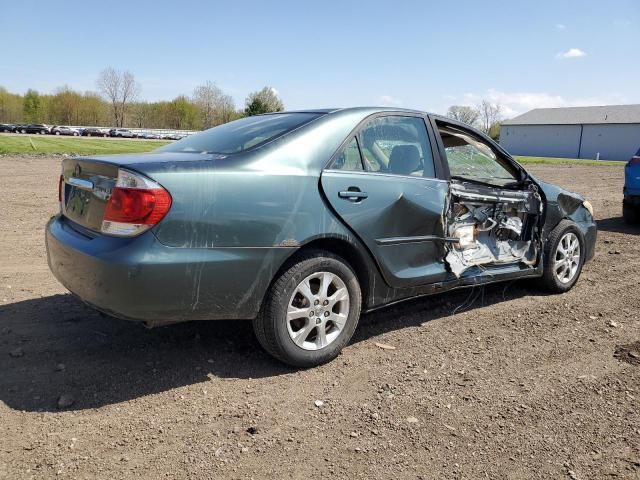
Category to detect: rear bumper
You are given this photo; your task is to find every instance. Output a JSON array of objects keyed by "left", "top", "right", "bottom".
[{"left": 46, "top": 215, "right": 293, "bottom": 323}]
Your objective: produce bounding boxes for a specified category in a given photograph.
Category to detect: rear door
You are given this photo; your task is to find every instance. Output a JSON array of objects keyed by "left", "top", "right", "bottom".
[{"left": 320, "top": 114, "right": 450, "bottom": 288}]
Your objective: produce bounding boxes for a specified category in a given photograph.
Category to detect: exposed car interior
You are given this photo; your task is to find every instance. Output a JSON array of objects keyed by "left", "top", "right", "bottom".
[{"left": 436, "top": 123, "right": 542, "bottom": 277}]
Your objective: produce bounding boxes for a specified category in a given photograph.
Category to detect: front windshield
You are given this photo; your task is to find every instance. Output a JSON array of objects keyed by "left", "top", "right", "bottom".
[{"left": 157, "top": 112, "right": 323, "bottom": 155}]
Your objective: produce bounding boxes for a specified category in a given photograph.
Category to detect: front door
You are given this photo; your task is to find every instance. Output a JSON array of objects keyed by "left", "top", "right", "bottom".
[{"left": 320, "top": 114, "right": 449, "bottom": 288}]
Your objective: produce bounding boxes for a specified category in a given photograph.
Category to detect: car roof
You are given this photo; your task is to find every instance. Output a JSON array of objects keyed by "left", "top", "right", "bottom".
[{"left": 268, "top": 106, "right": 430, "bottom": 116}]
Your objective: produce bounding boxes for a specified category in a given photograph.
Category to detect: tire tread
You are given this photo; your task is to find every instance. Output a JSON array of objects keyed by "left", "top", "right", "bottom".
[
  {"left": 252, "top": 250, "right": 361, "bottom": 367},
  {"left": 540, "top": 219, "right": 584, "bottom": 293}
]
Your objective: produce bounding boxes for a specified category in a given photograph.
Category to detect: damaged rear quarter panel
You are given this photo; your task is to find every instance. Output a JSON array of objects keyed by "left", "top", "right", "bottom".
[{"left": 111, "top": 109, "right": 387, "bottom": 320}]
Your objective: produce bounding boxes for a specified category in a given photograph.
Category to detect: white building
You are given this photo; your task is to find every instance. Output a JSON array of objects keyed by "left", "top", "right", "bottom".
[{"left": 500, "top": 104, "right": 640, "bottom": 161}]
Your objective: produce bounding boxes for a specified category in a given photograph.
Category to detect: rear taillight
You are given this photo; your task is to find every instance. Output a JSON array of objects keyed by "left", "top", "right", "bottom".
[
  {"left": 628, "top": 156, "right": 640, "bottom": 167},
  {"left": 101, "top": 169, "right": 172, "bottom": 237}
]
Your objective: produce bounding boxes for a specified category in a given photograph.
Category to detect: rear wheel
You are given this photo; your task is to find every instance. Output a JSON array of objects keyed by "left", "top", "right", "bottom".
[
  {"left": 55, "top": 131, "right": 60, "bottom": 135},
  {"left": 623, "top": 201, "right": 640, "bottom": 224},
  {"left": 253, "top": 251, "right": 362, "bottom": 367},
  {"left": 540, "top": 220, "right": 585, "bottom": 293}
]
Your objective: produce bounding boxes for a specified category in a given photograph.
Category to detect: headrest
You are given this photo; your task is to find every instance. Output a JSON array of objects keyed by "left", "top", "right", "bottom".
[{"left": 388, "top": 145, "right": 421, "bottom": 175}]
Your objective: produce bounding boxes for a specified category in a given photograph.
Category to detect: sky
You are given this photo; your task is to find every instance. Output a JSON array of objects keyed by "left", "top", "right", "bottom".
[{"left": 1, "top": 0, "right": 638, "bottom": 118}]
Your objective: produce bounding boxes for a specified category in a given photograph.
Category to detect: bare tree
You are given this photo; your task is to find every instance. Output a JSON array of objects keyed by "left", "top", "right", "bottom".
[
  {"left": 192, "top": 81, "right": 219, "bottom": 128},
  {"left": 446, "top": 105, "right": 480, "bottom": 127},
  {"left": 96, "top": 67, "right": 140, "bottom": 127},
  {"left": 131, "top": 102, "right": 152, "bottom": 128},
  {"left": 477, "top": 100, "right": 502, "bottom": 134},
  {"left": 193, "top": 81, "right": 237, "bottom": 128},
  {"left": 217, "top": 92, "right": 236, "bottom": 124}
]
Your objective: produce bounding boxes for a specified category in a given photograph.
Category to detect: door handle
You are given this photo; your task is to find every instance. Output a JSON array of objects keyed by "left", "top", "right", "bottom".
[{"left": 338, "top": 188, "right": 368, "bottom": 202}]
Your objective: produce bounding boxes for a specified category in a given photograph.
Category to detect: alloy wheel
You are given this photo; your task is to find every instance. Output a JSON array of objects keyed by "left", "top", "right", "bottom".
[
  {"left": 286, "top": 271, "right": 350, "bottom": 351},
  {"left": 554, "top": 232, "right": 580, "bottom": 284}
]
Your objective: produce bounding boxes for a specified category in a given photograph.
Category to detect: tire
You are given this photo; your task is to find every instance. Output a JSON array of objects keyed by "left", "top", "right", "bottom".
[
  {"left": 73, "top": 132, "right": 78, "bottom": 136},
  {"left": 253, "top": 250, "right": 362, "bottom": 367},
  {"left": 103, "top": 134, "right": 108, "bottom": 138},
  {"left": 20, "top": 129, "right": 26, "bottom": 134},
  {"left": 623, "top": 201, "right": 640, "bottom": 225},
  {"left": 55, "top": 131, "right": 60, "bottom": 135},
  {"left": 539, "top": 220, "right": 585, "bottom": 293}
]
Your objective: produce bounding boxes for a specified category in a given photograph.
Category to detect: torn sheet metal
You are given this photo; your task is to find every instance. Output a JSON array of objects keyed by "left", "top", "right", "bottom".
[{"left": 445, "top": 181, "right": 541, "bottom": 277}]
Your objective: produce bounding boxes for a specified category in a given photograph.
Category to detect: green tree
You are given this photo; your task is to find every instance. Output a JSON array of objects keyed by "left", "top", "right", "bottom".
[
  {"left": 48, "top": 86, "right": 82, "bottom": 125},
  {"left": 244, "top": 87, "right": 283, "bottom": 116},
  {"left": 488, "top": 121, "right": 501, "bottom": 141},
  {"left": 78, "top": 91, "right": 107, "bottom": 126},
  {"left": 165, "top": 96, "right": 198, "bottom": 129},
  {"left": 23, "top": 89, "right": 41, "bottom": 123},
  {"left": 0, "top": 87, "right": 23, "bottom": 123}
]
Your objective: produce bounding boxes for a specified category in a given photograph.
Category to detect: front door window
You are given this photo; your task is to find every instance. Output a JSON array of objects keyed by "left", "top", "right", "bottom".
[{"left": 436, "top": 124, "right": 519, "bottom": 186}]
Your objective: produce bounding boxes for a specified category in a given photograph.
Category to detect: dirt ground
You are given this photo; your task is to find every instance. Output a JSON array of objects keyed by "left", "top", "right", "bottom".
[{"left": 0, "top": 156, "right": 638, "bottom": 480}]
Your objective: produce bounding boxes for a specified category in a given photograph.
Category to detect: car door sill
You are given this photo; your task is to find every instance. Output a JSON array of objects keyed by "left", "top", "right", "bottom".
[{"left": 364, "top": 263, "right": 541, "bottom": 314}]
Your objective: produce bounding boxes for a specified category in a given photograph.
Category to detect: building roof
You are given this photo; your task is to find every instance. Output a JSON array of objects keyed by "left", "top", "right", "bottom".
[{"left": 502, "top": 104, "right": 640, "bottom": 126}]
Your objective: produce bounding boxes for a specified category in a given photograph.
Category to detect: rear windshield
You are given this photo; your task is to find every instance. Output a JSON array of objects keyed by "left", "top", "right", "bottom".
[{"left": 157, "top": 113, "right": 323, "bottom": 155}]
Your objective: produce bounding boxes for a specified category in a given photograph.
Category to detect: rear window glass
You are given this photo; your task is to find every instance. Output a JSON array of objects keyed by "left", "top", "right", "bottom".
[{"left": 158, "top": 113, "right": 323, "bottom": 155}]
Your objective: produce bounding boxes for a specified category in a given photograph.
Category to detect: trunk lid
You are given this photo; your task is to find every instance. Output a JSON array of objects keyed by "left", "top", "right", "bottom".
[
  {"left": 61, "top": 158, "right": 119, "bottom": 232},
  {"left": 60, "top": 152, "right": 220, "bottom": 232}
]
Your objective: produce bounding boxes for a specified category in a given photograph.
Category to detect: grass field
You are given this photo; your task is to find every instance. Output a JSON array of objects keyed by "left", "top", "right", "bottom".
[
  {"left": 0, "top": 134, "right": 170, "bottom": 155},
  {"left": 514, "top": 155, "right": 625, "bottom": 166},
  {"left": 0, "top": 133, "right": 629, "bottom": 165}
]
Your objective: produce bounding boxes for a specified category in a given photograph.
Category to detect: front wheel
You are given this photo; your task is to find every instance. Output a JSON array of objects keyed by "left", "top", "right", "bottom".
[
  {"left": 253, "top": 251, "right": 362, "bottom": 367},
  {"left": 540, "top": 220, "right": 585, "bottom": 293}
]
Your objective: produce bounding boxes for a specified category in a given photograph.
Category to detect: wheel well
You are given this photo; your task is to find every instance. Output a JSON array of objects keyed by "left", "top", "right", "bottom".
[{"left": 267, "top": 237, "right": 374, "bottom": 312}]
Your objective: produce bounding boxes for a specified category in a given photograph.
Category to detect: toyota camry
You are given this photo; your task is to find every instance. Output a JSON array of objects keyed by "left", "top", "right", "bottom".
[{"left": 46, "top": 107, "right": 597, "bottom": 366}]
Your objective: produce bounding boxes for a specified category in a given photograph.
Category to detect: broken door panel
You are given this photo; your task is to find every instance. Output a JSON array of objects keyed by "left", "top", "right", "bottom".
[{"left": 321, "top": 171, "right": 449, "bottom": 288}]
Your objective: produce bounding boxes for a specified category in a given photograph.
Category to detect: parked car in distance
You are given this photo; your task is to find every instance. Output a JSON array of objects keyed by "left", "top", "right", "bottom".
[
  {"left": 46, "top": 108, "right": 597, "bottom": 367},
  {"left": 0, "top": 123, "right": 16, "bottom": 133},
  {"left": 51, "top": 126, "right": 80, "bottom": 136},
  {"left": 19, "top": 123, "right": 50, "bottom": 134},
  {"left": 81, "top": 127, "right": 108, "bottom": 137},
  {"left": 139, "top": 132, "right": 160, "bottom": 139},
  {"left": 623, "top": 147, "right": 640, "bottom": 224},
  {"left": 109, "top": 128, "right": 135, "bottom": 138}
]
